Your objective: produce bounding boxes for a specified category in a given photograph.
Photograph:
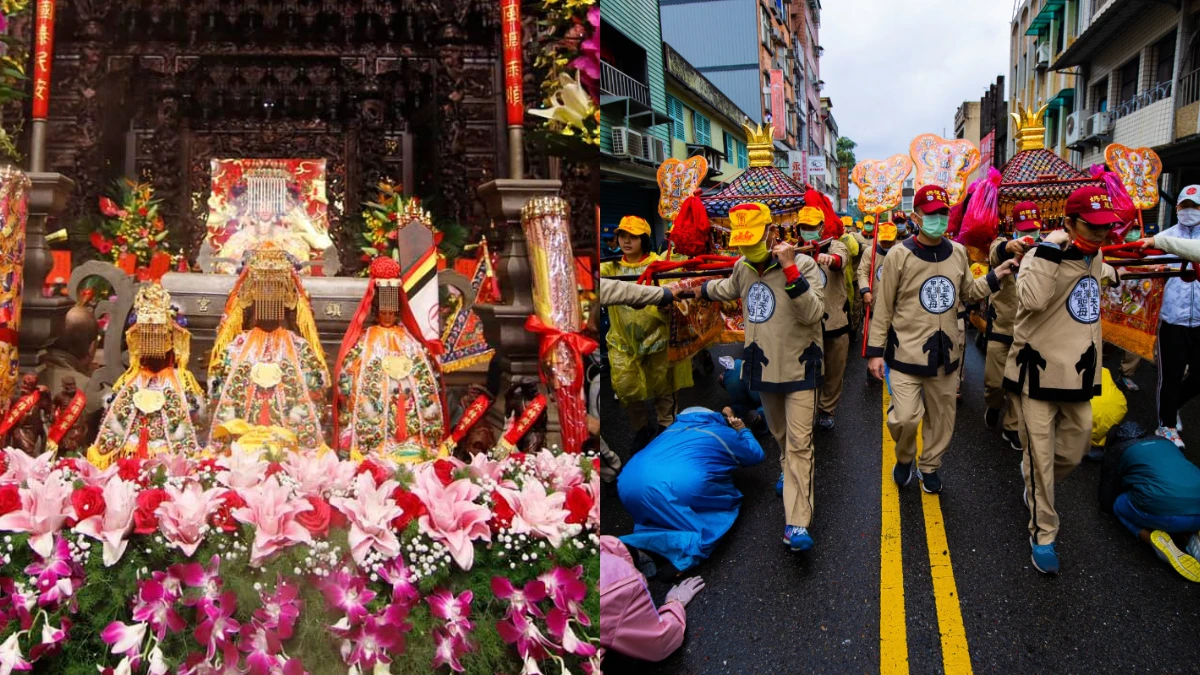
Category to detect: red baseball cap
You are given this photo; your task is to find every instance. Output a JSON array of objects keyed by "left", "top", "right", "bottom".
[
  {"left": 914, "top": 185, "right": 951, "bottom": 214},
  {"left": 892, "top": 212, "right": 907, "bottom": 224},
  {"left": 1065, "top": 186, "right": 1122, "bottom": 226},
  {"left": 1012, "top": 201, "right": 1042, "bottom": 232}
]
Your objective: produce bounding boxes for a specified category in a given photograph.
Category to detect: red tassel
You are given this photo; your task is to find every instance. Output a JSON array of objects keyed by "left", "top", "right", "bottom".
[{"left": 137, "top": 419, "right": 149, "bottom": 460}]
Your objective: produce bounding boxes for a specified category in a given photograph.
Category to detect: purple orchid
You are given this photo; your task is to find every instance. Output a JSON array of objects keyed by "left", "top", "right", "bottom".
[
  {"left": 24, "top": 535, "right": 77, "bottom": 608},
  {"left": 379, "top": 556, "right": 420, "bottom": 609},
  {"left": 253, "top": 579, "right": 301, "bottom": 640},
  {"left": 0, "top": 633, "right": 31, "bottom": 674},
  {"left": 0, "top": 578, "right": 35, "bottom": 630},
  {"left": 431, "top": 628, "right": 470, "bottom": 673},
  {"left": 173, "top": 554, "right": 223, "bottom": 608},
  {"left": 131, "top": 578, "right": 186, "bottom": 641},
  {"left": 341, "top": 609, "right": 406, "bottom": 670},
  {"left": 320, "top": 569, "right": 376, "bottom": 626},
  {"left": 546, "top": 608, "right": 597, "bottom": 657},
  {"left": 491, "top": 576, "right": 548, "bottom": 619},
  {"left": 100, "top": 620, "right": 147, "bottom": 661},
  {"left": 427, "top": 588, "right": 475, "bottom": 643},
  {"left": 193, "top": 591, "right": 240, "bottom": 661},
  {"left": 538, "top": 566, "right": 590, "bottom": 624},
  {"left": 29, "top": 616, "right": 71, "bottom": 661},
  {"left": 237, "top": 622, "right": 283, "bottom": 675},
  {"left": 496, "top": 611, "right": 557, "bottom": 662}
]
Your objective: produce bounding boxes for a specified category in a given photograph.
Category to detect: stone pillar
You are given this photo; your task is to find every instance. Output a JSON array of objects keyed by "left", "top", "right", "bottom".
[
  {"left": 19, "top": 172, "right": 75, "bottom": 369},
  {"left": 474, "top": 178, "right": 563, "bottom": 446}
]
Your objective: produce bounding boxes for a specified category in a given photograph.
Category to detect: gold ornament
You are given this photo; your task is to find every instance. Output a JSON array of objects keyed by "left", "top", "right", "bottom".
[
  {"left": 250, "top": 363, "right": 284, "bottom": 389},
  {"left": 132, "top": 388, "right": 166, "bottom": 414},
  {"left": 382, "top": 354, "right": 413, "bottom": 379}
]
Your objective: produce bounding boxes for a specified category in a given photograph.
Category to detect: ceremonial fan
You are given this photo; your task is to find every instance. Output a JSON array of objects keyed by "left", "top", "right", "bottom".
[{"left": 851, "top": 154, "right": 913, "bottom": 356}]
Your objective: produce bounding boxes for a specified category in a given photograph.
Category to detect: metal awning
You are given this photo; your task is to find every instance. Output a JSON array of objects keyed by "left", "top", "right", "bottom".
[
  {"left": 773, "top": 140, "right": 792, "bottom": 153},
  {"left": 1024, "top": 0, "right": 1063, "bottom": 36},
  {"left": 1050, "top": 0, "right": 1144, "bottom": 70},
  {"left": 1046, "top": 87, "right": 1075, "bottom": 110}
]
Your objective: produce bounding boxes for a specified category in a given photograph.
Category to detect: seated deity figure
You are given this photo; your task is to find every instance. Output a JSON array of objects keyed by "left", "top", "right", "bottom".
[
  {"left": 87, "top": 284, "right": 205, "bottom": 468},
  {"left": 334, "top": 257, "right": 446, "bottom": 461},
  {"left": 207, "top": 246, "right": 330, "bottom": 452}
]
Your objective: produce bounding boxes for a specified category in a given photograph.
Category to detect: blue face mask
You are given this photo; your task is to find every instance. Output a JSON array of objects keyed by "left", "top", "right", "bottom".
[
  {"left": 921, "top": 214, "right": 949, "bottom": 239},
  {"left": 800, "top": 228, "right": 821, "bottom": 242}
]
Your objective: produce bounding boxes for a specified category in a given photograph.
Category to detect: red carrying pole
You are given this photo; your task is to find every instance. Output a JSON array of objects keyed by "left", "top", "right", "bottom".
[{"left": 861, "top": 213, "right": 881, "bottom": 357}]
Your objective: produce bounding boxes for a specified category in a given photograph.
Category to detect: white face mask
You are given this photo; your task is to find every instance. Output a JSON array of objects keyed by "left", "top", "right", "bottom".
[{"left": 1179, "top": 208, "right": 1200, "bottom": 227}]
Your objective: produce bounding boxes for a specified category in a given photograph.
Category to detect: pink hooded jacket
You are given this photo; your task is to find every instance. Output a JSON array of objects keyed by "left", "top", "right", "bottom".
[{"left": 599, "top": 535, "right": 687, "bottom": 662}]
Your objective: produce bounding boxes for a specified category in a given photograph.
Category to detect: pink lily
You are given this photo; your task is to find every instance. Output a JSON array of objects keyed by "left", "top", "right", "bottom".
[
  {"left": 282, "top": 449, "right": 355, "bottom": 496},
  {"left": 101, "top": 620, "right": 147, "bottom": 660},
  {"left": 0, "top": 633, "right": 31, "bottom": 675},
  {"left": 156, "top": 481, "right": 223, "bottom": 557},
  {"left": 230, "top": 476, "right": 313, "bottom": 567},
  {"left": 71, "top": 460, "right": 120, "bottom": 489},
  {"left": 491, "top": 577, "right": 547, "bottom": 618},
  {"left": 145, "top": 453, "right": 196, "bottom": 479},
  {"left": 0, "top": 449, "right": 54, "bottom": 485},
  {"left": 131, "top": 578, "right": 186, "bottom": 641},
  {"left": 502, "top": 479, "right": 571, "bottom": 548},
  {"left": 330, "top": 473, "right": 402, "bottom": 565},
  {"left": 74, "top": 477, "right": 139, "bottom": 566},
  {"left": 0, "top": 472, "right": 72, "bottom": 557},
  {"left": 546, "top": 608, "right": 597, "bottom": 657},
  {"left": 530, "top": 449, "right": 585, "bottom": 490},
  {"left": 409, "top": 464, "right": 491, "bottom": 570},
  {"left": 193, "top": 591, "right": 240, "bottom": 661},
  {"left": 254, "top": 579, "right": 301, "bottom": 640},
  {"left": 466, "top": 452, "right": 511, "bottom": 487}
]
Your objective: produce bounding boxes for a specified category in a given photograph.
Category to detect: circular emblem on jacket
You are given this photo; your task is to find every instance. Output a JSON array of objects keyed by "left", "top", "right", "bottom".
[
  {"left": 919, "top": 275, "right": 956, "bottom": 314},
  {"left": 745, "top": 281, "right": 776, "bottom": 323},
  {"left": 819, "top": 268, "right": 828, "bottom": 287},
  {"left": 876, "top": 265, "right": 884, "bottom": 281},
  {"left": 1066, "top": 276, "right": 1101, "bottom": 323}
]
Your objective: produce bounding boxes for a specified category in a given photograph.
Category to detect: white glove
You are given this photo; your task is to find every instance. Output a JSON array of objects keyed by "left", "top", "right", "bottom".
[{"left": 664, "top": 576, "right": 705, "bottom": 607}]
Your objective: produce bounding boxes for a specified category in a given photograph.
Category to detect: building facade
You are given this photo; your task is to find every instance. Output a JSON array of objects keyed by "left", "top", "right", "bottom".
[
  {"left": 819, "top": 96, "right": 840, "bottom": 207},
  {"left": 1009, "top": 0, "right": 1084, "bottom": 162},
  {"left": 979, "top": 75, "right": 1010, "bottom": 172},
  {"left": 599, "top": 0, "right": 673, "bottom": 244},
  {"left": 955, "top": 100, "right": 982, "bottom": 182},
  {"left": 792, "top": 0, "right": 825, "bottom": 183},
  {"left": 663, "top": 43, "right": 753, "bottom": 186}
]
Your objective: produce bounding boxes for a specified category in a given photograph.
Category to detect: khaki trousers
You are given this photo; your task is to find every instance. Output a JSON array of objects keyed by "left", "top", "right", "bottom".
[
  {"left": 887, "top": 369, "right": 958, "bottom": 473},
  {"left": 984, "top": 340, "right": 1020, "bottom": 432},
  {"left": 1018, "top": 396, "right": 1091, "bottom": 545},
  {"left": 819, "top": 333, "right": 849, "bottom": 415},
  {"left": 626, "top": 394, "right": 676, "bottom": 431},
  {"left": 1121, "top": 350, "right": 1140, "bottom": 378},
  {"left": 762, "top": 389, "right": 817, "bottom": 528}
]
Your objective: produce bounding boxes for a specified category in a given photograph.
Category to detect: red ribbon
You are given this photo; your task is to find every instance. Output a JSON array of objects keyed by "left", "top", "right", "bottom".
[
  {"left": 523, "top": 315, "right": 597, "bottom": 391},
  {"left": 0, "top": 390, "right": 41, "bottom": 438},
  {"left": 634, "top": 254, "right": 740, "bottom": 285},
  {"left": 448, "top": 394, "right": 492, "bottom": 444},
  {"left": 48, "top": 389, "right": 85, "bottom": 444},
  {"left": 503, "top": 394, "right": 548, "bottom": 446}
]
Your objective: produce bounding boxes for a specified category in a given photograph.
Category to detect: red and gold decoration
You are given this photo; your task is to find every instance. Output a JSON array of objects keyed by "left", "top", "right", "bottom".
[
  {"left": 497, "top": 393, "right": 548, "bottom": 456},
  {"left": 851, "top": 155, "right": 914, "bottom": 217},
  {"left": 521, "top": 196, "right": 594, "bottom": 455},
  {"left": 30, "top": 0, "right": 53, "bottom": 120},
  {"left": 0, "top": 166, "right": 29, "bottom": 407},
  {"left": 357, "top": 181, "right": 437, "bottom": 265},
  {"left": 657, "top": 156, "right": 708, "bottom": 222},
  {"left": 90, "top": 180, "right": 175, "bottom": 281},
  {"left": 501, "top": 0, "right": 523, "bottom": 127},
  {"left": 1104, "top": 143, "right": 1163, "bottom": 210},
  {"left": 439, "top": 392, "right": 493, "bottom": 457},
  {"left": 909, "top": 133, "right": 981, "bottom": 206},
  {"left": 441, "top": 241, "right": 498, "bottom": 373}
]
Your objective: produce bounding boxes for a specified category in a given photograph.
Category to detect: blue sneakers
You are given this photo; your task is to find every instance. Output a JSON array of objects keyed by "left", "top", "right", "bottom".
[
  {"left": 776, "top": 472, "right": 784, "bottom": 496},
  {"left": 783, "top": 525, "right": 813, "bottom": 552},
  {"left": 893, "top": 461, "right": 914, "bottom": 487},
  {"left": 1030, "top": 538, "right": 1059, "bottom": 575}
]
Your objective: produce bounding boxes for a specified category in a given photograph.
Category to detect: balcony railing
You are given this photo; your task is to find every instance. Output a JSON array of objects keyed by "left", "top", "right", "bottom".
[
  {"left": 1179, "top": 67, "right": 1200, "bottom": 108},
  {"left": 601, "top": 61, "right": 650, "bottom": 108},
  {"left": 1111, "top": 81, "right": 1172, "bottom": 121}
]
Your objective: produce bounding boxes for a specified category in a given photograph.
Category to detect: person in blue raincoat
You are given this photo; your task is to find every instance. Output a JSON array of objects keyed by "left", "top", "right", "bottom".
[{"left": 616, "top": 406, "right": 765, "bottom": 573}]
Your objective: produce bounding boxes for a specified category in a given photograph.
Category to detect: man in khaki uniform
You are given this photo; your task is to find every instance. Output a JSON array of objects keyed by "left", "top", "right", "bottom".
[
  {"left": 983, "top": 201, "right": 1042, "bottom": 448},
  {"left": 793, "top": 207, "right": 852, "bottom": 431},
  {"left": 1004, "top": 185, "right": 1121, "bottom": 575},
  {"left": 868, "top": 186, "right": 1014, "bottom": 493},
  {"left": 699, "top": 202, "right": 825, "bottom": 552}
]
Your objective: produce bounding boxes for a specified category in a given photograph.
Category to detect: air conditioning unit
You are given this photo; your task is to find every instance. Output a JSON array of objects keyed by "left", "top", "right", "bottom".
[
  {"left": 1036, "top": 43, "right": 1050, "bottom": 70},
  {"left": 646, "top": 136, "right": 668, "bottom": 165},
  {"left": 611, "top": 127, "right": 630, "bottom": 156},
  {"left": 1064, "top": 111, "right": 1082, "bottom": 147},
  {"left": 1086, "top": 111, "right": 1112, "bottom": 138},
  {"left": 627, "top": 129, "right": 648, "bottom": 160}
]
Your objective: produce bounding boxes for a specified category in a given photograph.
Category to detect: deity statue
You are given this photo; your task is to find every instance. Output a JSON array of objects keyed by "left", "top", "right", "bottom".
[
  {"left": 207, "top": 246, "right": 330, "bottom": 452},
  {"left": 334, "top": 257, "right": 445, "bottom": 461},
  {"left": 87, "top": 284, "right": 205, "bottom": 468},
  {"left": 0, "top": 374, "right": 51, "bottom": 455}
]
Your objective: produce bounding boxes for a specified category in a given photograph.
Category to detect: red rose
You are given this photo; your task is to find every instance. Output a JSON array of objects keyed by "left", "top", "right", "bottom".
[
  {"left": 115, "top": 235, "right": 127, "bottom": 246},
  {"left": 296, "top": 495, "right": 332, "bottom": 538},
  {"left": 329, "top": 503, "right": 348, "bottom": 529},
  {"left": 116, "top": 457, "right": 144, "bottom": 484},
  {"left": 71, "top": 486, "right": 107, "bottom": 523},
  {"left": 210, "top": 490, "right": 246, "bottom": 533},
  {"left": 133, "top": 488, "right": 170, "bottom": 534},
  {"left": 592, "top": 458, "right": 600, "bottom": 471},
  {"left": 564, "top": 486, "right": 592, "bottom": 525},
  {"left": 490, "top": 490, "right": 515, "bottom": 530},
  {"left": 0, "top": 484, "right": 21, "bottom": 516},
  {"left": 433, "top": 459, "right": 456, "bottom": 487},
  {"left": 0, "top": 451, "right": 7, "bottom": 476},
  {"left": 390, "top": 487, "right": 426, "bottom": 530},
  {"left": 265, "top": 462, "right": 284, "bottom": 479},
  {"left": 356, "top": 460, "right": 391, "bottom": 487}
]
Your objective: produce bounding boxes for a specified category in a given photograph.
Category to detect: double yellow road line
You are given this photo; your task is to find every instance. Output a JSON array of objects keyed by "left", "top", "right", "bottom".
[{"left": 880, "top": 387, "right": 973, "bottom": 675}]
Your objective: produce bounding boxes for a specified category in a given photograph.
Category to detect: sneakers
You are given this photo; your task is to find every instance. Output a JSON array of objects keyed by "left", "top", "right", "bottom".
[
  {"left": 1030, "top": 538, "right": 1059, "bottom": 575},
  {"left": 1188, "top": 532, "right": 1200, "bottom": 560},
  {"left": 817, "top": 411, "right": 835, "bottom": 431},
  {"left": 1120, "top": 376, "right": 1139, "bottom": 391},
  {"left": 1149, "top": 530, "right": 1200, "bottom": 582},
  {"left": 1157, "top": 426, "right": 1185, "bottom": 449},
  {"left": 984, "top": 408, "right": 1000, "bottom": 430},
  {"left": 917, "top": 469, "right": 942, "bottom": 494},
  {"left": 783, "top": 525, "right": 813, "bottom": 552},
  {"left": 776, "top": 472, "right": 784, "bottom": 497},
  {"left": 892, "top": 461, "right": 914, "bottom": 487},
  {"left": 1002, "top": 429, "right": 1022, "bottom": 451}
]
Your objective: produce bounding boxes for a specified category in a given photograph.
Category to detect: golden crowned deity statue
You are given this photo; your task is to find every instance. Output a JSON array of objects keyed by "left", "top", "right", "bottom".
[
  {"left": 206, "top": 246, "right": 331, "bottom": 452},
  {"left": 87, "top": 284, "right": 206, "bottom": 468},
  {"left": 334, "top": 257, "right": 445, "bottom": 462}
]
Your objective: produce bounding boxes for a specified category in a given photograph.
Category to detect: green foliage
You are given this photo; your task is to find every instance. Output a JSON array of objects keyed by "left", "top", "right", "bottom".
[{"left": 837, "top": 137, "right": 858, "bottom": 171}]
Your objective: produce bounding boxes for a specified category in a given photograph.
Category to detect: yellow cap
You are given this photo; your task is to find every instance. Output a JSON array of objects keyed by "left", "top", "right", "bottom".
[
  {"left": 727, "top": 202, "right": 771, "bottom": 247},
  {"left": 864, "top": 215, "right": 875, "bottom": 224},
  {"left": 840, "top": 215, "right": 852, "bottom": 228},
  {"left": 877, "top": 223, "right": 897, "bottom": 242},
  {"left": 797, "top": 206, "right": 823, "bottom": 226},
  {"left": 617, "top": 215, "right": 651, "bottom": 237}
]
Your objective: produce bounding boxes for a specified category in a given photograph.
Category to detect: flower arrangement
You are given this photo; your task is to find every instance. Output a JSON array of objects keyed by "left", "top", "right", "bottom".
[
  {"left": 529, "top": 1, "right": 598, "bottom": 146},
  {"left": 90, "top": 180, "right": 183, "bottom": 281},
  {"left": 0, "top": 0, "right": 32, "bottom": 161},
  {"left": 0, "top": 447, "right": 599, "bottom": 674},
  {"left": 358, "top": 182, "right": 471, "bottom": 270}
]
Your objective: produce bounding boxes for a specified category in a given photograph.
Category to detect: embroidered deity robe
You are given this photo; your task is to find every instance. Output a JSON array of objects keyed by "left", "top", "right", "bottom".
[{"left": 91, "top": 368, "right": 203, "bottom": 466}]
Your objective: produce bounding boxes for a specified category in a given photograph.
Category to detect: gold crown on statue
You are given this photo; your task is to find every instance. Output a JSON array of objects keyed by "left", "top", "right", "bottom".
[
  {"left": 245, "top": 246, "right": 299, "bottom": 308},
  {"left": 742, "top": 122, "right": 776, "bottom": 168},
  {"left": 133, "top": 284, "right": 172, "bottom": 325},
  {"left": 1010, "top": 100, "right": 1050, "bottom": 152},
  {"left": 402, "top": 199, "right": 433, "bottom": 228}
]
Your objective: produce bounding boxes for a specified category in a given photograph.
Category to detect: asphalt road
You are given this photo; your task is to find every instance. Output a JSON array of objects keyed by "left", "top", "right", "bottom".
[{"left": 600, "top": 329, "right": 1200, "bottom": 674}]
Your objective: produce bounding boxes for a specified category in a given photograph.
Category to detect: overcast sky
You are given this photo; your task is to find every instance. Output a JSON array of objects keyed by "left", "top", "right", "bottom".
[{"left": 821, "top": 0, "right": 1013, "bottom": 169}]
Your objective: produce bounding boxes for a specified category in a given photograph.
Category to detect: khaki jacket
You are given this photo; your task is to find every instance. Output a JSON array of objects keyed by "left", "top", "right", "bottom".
[
  {"left": 867, "top": 237, "right": 1000, "bottom": 376},
  {"left": 857, "top": 243, "right": 891, "bottom": 299},
  {"left": 820, "top": 239, "right": 852, "bottom": 336},
  {"left": 1003, "top": 244, "right": 1118, "bottom": 402},
  {"left": 599, "top": 278, "right": 668, "bottom": 308},
  {"left": 986, "top": 237, "right": 1019, "bottom": 344},
  {"left": 702, "top": 255, "right": 825, "bottom": 393}
]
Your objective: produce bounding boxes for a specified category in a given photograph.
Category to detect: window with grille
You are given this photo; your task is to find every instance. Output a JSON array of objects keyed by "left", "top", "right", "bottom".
[
  {"left": 1118, "top": 56, "right": 1140, "bottom": 104},
  {"left": 1155, "top": 32, "right": 1176, "bottom": 87},
  {"left": 1092, "top": 77, "right": 1108, "bottom": 112},
  {"left": 667, "top": 95, "right": 686, "bottom": 141},
  {"left": 693, "top": 113, "right": 711, "bottom": 147}
]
